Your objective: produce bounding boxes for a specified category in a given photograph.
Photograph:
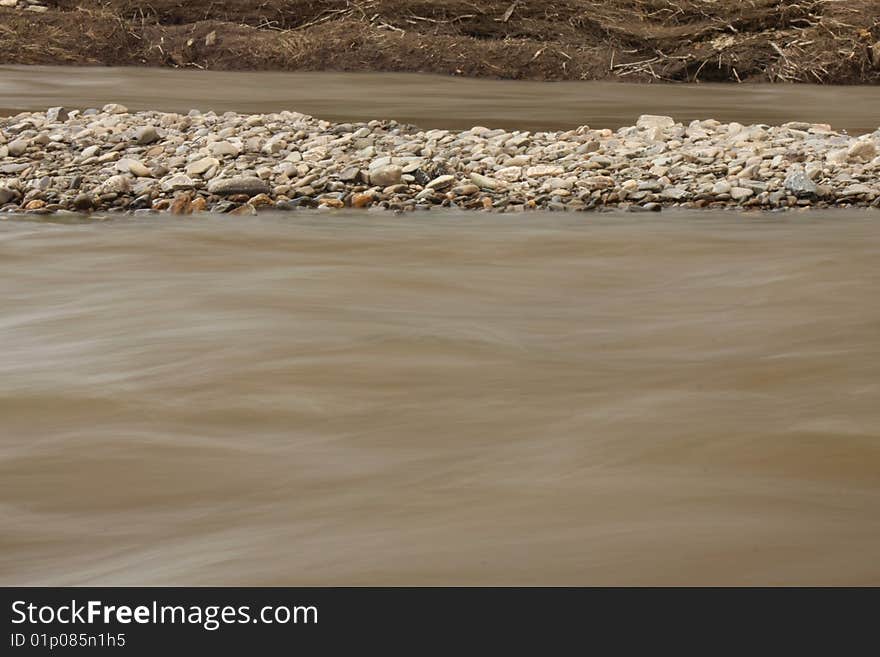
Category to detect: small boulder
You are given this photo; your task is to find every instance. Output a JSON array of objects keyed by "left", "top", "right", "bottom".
[
  {"left": 97, "top": 175, "right": 130, "bottom": 195},
  {"left": 426, "top": 175, "right": 455, "bottom": 190},
  {"left": 117, "top": 158, "right": 152, "bottom": 178},
  {"left": 209, "top": 141, "right": 240, "bottom": 158},
  {"left": 208, "top": 176, "right": 269, "bottom": 196},
  {"left": 369, "top": 165, "right": 403, "bottom": 187},
  {"left": 186, "top": 157, "right": 220, "bottom": 177},
  {"left": 161, "top": 174, "right": 196, "bottom": 192},
  {"left": 46, "top": 107, "right": 69, "bottom": 123},
  {"left": 8, "top": 139, "right": 28, "bottom": 157},
  {"left": 847, "top": 140, "right": 877, "bottom": 163},
  {"left": 784, "top": 171, "right": 818, "bottom": 198},
  {"left": 0, "top": 187, "right": 17, "bottom": 204},
  {"left": 134, "top": 125, "right": 160, "bottom": 145},
  {"left": 730, "top": 187, "right": 754, "bottom": 202},
  {"left": 637, "top": 115, "right": 676, "bottom": 130},
  {"left": 470, "top": 173, "right": 500, "bottom": 190}
]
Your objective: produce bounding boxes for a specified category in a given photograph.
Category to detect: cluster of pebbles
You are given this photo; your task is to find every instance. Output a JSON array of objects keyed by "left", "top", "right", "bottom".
[
  {"left": 2, "top": 105, "right": 880, "bottom": 216},
  {"left": 0, "top": 0, "right": 49, "bottom": 11}
]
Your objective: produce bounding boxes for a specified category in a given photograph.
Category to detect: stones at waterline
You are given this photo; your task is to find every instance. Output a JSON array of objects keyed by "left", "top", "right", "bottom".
[
  {"left": 351, "top": 192, "right": 375, "bottom": 208},
  {"left": 170, "top": 193, "right": 193, "bottom": 215},
  {"left": 4, "top": 105, "right": 880, "bottom": 214},
  {"left": 0, "top": 187, "right": 18, "bottom": 204},
  {"left": 369, "top": 165, "right": 402, "bottom": 187},
  {"left": 229, "top": 203, "right": 257, "bottom": 216},
  {"left": 636, "top": 115, "right": 675, "bottom": 130},
  {"left": 207, "top": 176, "right": 269, "bottom": 196},
  {"left": 72, "top": 194, "right": 93, "bottom": 212},
  {"left": 784, "top": 171, "right": 818, "bottom": 198},
  {"left": 248, "top": 194, "right": 275, "bottom": 209}
]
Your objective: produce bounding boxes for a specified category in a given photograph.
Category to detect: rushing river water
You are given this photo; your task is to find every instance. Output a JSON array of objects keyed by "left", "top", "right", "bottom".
[
  {"left": 2, "top": 66, "right": 880, "bottom": 134},
  {"left": 2, "top": 66, "right": 880, "bottom": 584},
  {"left": 2, "top": 211, "right": 879, "bottom": 585}
]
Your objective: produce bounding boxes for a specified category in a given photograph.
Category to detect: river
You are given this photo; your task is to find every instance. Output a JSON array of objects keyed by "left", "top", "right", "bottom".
[
  {"left": 1, "top": 68, "right": 879, "bottom": 585},
  {"left": 2, "top": 66, "right": 880, "bottom": 133}
]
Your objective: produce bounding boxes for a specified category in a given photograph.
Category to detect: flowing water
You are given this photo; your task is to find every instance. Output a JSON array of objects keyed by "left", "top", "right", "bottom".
[
  {"left": 2, "top": 66, "right": 880, "bottom": 134},
  {"left": 2, "top": 211, "right": 879, "bottom": 586},
  {"left": 2, "top": 67, "right": 880, "bottom": 585}
]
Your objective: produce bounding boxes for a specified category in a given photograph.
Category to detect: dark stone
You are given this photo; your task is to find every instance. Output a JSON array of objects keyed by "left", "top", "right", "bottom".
[{"left": 72, "top": 194, "right": 94, "bottom": 212}]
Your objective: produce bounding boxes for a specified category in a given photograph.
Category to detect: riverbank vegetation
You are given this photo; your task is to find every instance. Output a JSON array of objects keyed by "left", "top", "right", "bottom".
[{"left": 2, "top": 1, "right": 879, "bottom": 83}]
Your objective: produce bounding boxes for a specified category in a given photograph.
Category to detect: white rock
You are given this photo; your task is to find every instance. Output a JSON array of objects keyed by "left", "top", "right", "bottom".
[
  {"left": 103, "top": 104, "right": 129, "bottom": 115},
  {"left": 847, "top": 140, "right": 877, "bottom": 162},
  {"left": 97, "top": 175, "right": 130, "bottom": 194},
  {"left": 637, "top": 115, "right": 675, "bottom": 130}
]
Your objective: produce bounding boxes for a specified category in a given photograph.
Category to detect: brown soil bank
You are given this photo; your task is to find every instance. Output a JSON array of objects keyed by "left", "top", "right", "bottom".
[{"left": 3, "top": 1, "right": 879, "bottom": 83}]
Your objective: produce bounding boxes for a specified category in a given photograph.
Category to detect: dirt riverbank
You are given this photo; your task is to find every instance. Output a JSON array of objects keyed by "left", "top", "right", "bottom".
[{"left": 2, "top": 1, "right": 879, "bottom": 84}]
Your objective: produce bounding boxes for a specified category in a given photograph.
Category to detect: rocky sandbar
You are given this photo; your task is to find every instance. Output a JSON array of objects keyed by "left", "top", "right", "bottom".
[{"left": 2, "top": 105, "right": 880, "bottom": 216}]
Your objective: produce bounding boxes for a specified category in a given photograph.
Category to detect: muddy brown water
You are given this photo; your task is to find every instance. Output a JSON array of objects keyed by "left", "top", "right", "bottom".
[
  {"left": 2, "top": 66, "right": 880, "bottom": 133},
  {"left": 2, "top": 67, "right": 880, "bottom": 585},
  {"left": 2, "top": 210, "right": 879, "bottom": 586}
]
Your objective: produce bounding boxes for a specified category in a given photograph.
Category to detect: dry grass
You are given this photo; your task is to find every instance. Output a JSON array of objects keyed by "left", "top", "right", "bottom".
[{"left": 4, "top": 1, "right": 878, "bottom": 83}]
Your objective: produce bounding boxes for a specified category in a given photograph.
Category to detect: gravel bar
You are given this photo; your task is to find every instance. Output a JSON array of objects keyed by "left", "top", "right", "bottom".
[{"left": 2, "top": 105, "right": 880, "bottom": 215}]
